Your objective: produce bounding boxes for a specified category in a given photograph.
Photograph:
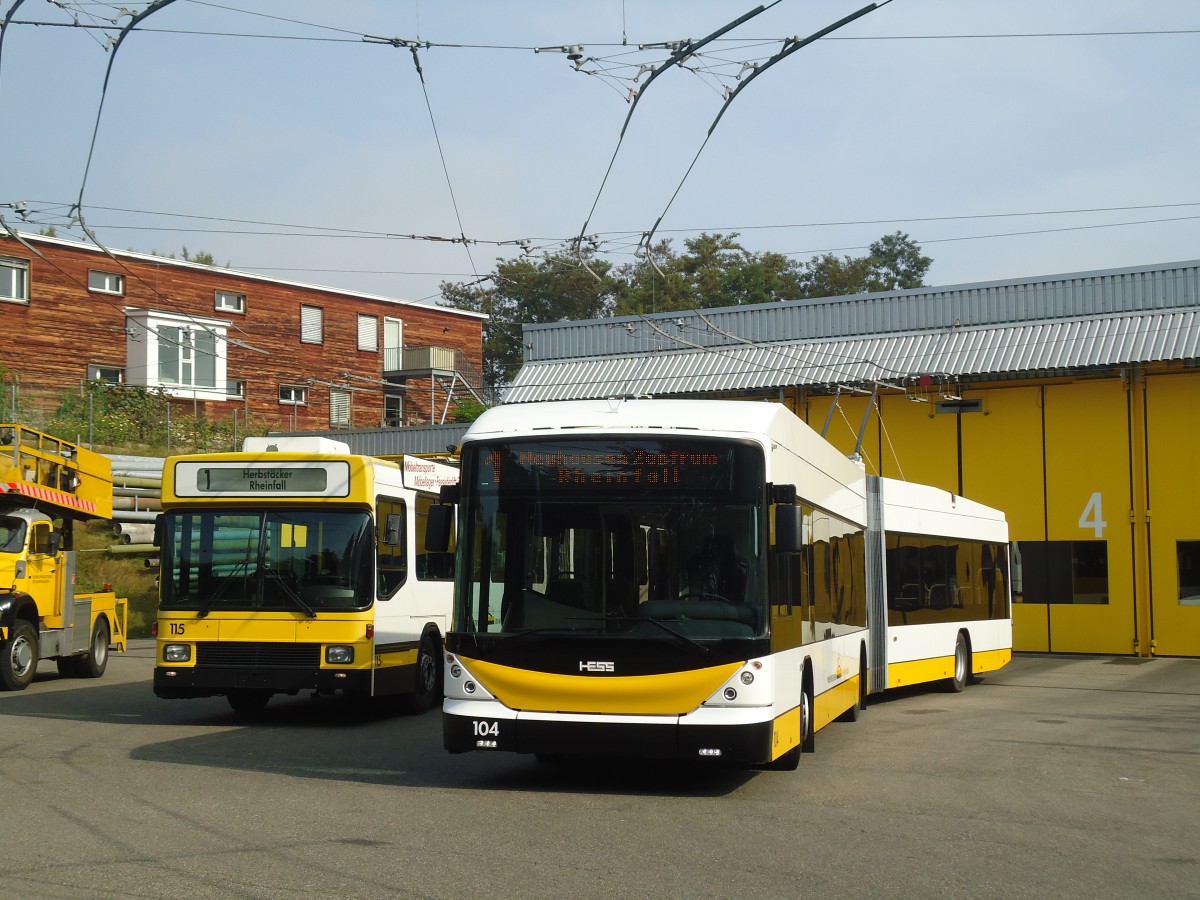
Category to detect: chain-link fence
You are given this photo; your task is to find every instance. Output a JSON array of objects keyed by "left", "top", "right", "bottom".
[{"left": 1, "top": 378, "right": 268, "bottom": 454}]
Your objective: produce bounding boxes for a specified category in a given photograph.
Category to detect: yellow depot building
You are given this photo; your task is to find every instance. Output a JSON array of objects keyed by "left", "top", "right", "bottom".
[{"left": 503, "top": 260, "right": 1200, "bottom": 658}]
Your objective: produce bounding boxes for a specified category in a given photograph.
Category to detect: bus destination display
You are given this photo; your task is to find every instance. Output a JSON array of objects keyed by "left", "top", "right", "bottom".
[
  {"left": 473, "top": 439, "right": 757, "bottom": 496},
  {"left": 171, "top": 461, "right": 351, "bottom": 497}
]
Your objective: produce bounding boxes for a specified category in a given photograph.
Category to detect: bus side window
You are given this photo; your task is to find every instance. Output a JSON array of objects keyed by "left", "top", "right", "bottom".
[{"left": 376, "top": 497, "right": 407, "bottom": 597}]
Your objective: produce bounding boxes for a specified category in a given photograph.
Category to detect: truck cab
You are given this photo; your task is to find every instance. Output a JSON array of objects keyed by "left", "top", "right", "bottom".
[{"left": 0, "top": 424, "right": 126, "bottom": 690}]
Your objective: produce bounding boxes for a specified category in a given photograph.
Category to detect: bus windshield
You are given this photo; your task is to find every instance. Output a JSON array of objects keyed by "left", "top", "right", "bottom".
[
  {"left": 159, "top": 508, "right": 374, "bottom": 613},
  {"left": 456, "top": 437, "right": 767, "bottom": 639}
]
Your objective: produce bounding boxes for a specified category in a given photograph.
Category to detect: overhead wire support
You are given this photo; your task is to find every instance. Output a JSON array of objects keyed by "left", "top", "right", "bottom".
[
  {"left": 0, "top": 1, "right": 30, "bottom": 107},
  {"left": 574, "top": 2, "right": 782, "bottom": 261},
  {"left": 73, "top": 0, "right": 180, "bottom": 220},
  {"left": 394, "top": 38, "right": 479, "bottom": 279},
  {"left": 640, "top": 0, "right": 894, "bottom": 255},
  {"left": 38, "top": 1, "right": 269, "bottom": 358}
]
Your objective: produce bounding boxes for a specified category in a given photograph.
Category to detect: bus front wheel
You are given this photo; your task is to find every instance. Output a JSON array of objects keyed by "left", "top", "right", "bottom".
[
  {"left": 227, "top": 689, "right": 271, "bottom": 714},
  {"left": 800, "top": 676, "right": 815, "bottom": 753}
]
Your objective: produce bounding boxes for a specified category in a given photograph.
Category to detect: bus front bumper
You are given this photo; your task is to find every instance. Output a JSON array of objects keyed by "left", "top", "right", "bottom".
[
  {"left": 443, "top": 700, "right": 775, "bottom": 764},
  {"left": 154, "top": 665, "right": 371, "bottom": 698}
]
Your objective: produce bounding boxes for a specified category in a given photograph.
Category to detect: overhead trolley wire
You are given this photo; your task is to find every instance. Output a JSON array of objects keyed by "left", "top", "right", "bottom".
[
  {"left": 639, "top": 1, "right": 895, "bottom": 257},
  {"left": 574, "top": 1, "right": 783, "bottom": 274}
]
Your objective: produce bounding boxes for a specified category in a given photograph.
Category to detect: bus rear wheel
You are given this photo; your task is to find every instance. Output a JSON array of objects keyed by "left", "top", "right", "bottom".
[
  {"left": 946, "top": 632, "right": 970, "bottom": 693},
  {"left": 400, "top": 631, "right": 443, "bottom": 715}
]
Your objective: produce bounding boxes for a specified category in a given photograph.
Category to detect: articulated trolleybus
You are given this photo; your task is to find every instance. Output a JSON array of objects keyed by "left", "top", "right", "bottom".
[
  {"left": 436, "top": 399, "right": 1011, "bottom": 769},
  {"left": 154, "top": 435, "right": 457, "bottom": 714}
]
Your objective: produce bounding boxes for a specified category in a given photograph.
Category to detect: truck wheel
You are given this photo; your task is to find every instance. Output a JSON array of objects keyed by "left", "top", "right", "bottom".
[
  {"left": 79, "top": 617, "right": 111, "bottom": 678},
  {"left": 1, "top": 620, "right": 39, "bottom": 691},
  {"left": 400, "top": 631, "right": 443, "bottom": 715}
]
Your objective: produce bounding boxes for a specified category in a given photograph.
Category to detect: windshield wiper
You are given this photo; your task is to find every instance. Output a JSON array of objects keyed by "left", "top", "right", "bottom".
[
  {"left": 498, "top": 624, "right": 592, "bottom": 649},
  {"left": 501, "top": 617, "right": 710, "bottom": 658},
  {"left": 606, "top": 616, "right": 711, "bottom": 658},
  {"left": 261, "top": 566, "right": 317, "bottom": 618},
  {"left": 196, "top": 558, "right": 249, "bottom": 619}
]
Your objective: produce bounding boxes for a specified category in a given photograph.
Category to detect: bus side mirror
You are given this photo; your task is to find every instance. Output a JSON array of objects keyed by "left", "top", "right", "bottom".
[
  {"left": 152, "top": 514, "right": 163, "bottom": 548},
  {"left": 384, "top": 513, "right": 403, "bottom": 546},
  {"left": 775, "top": 504, "right": 804, "bottom": 553},
  {"left": 425, "top": 504, "right": 454, "bottom": 553}
]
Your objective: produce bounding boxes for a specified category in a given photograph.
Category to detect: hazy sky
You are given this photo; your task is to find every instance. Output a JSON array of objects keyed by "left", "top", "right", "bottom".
[{"left": 3, "top": 0, "right": 1198, "bottom": 306}]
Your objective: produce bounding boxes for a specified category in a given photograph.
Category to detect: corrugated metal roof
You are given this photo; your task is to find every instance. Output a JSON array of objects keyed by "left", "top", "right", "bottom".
[
  {"left": 521, "top": 259, "right": 1200, "bottom": 365},
  {"left": 505, "top": 309, "right": 1200, "bottom": 403},
  {"left": 270, "top": 423, "right": 469, "bottom": 456}
]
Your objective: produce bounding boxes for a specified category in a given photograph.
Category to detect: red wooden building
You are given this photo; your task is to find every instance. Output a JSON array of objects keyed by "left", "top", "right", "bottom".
[{"left": 0, "top": 232, "right": 485, "bottom": 432}]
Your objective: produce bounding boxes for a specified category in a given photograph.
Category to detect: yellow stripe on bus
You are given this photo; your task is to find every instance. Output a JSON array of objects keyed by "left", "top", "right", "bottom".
[
  {"left": 375, "top": 648, "right": 419, "bottom": 669},
  {"left": 815, "top": 673, "right": 860, "bottom": 731},
  {"left": 888, "top": 647, "right": 1013, "bottom": 689},
  {"left": 771, "top": 706, "right": 801, "bottom": 760},
  {"left": 461, "top": 657, "right": 742, "bottom": 715}
]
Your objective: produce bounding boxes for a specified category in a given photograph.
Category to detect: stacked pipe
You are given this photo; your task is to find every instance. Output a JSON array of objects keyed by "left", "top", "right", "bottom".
[{"left": 107, "top": 455, "right": 164, "bottom": 558}]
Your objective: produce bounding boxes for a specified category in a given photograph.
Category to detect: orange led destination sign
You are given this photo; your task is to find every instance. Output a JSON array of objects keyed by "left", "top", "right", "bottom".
[
  {"left": 475, "top": 440, "right": 740, "bottom": 494},
  {"left": 517, "top": 449, "right": 721, "bottom": 485}
]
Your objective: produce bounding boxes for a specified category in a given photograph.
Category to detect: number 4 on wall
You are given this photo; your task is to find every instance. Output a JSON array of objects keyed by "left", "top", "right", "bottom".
[{"left": 1079, "top": 492, "right": 1107, "bottom": 538}]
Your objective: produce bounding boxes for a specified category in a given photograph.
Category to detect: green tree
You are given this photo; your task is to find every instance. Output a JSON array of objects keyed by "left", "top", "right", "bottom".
[
  {"left": 616, "top": 234, "right": 806, "bottom": 315},
  {"left": 181, "top": 246, "right": 217, "bottom": 266},
  {"left": 797, "top": 252, "right": 875, "bottom": 298},
  {"left": 441, "top": 232, "right": 931, "bottom": 394},
  {"left": 441, "top": 249, "right": 616, "bottom": 399},
  {"left": 614, "top": 232, "right": 811, "bottom": 316},
  {"left": 798, "top": 231, "right": 931, "bottom": 297},
  {"left": 865, "top": 231, "right": 932, "bottom": 291}
]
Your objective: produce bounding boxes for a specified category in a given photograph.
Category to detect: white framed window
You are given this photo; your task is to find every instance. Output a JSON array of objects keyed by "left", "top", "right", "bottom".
[
  {"left": 157, "top": 325, "right": 217, "bottom": 392},
  {"left": 1, "top": 255, "right": 29, "bottom": 302},
  {"left": 215, "top": 290, "right": 245, "bottom": 314},
  {"left": 357, "top": 314, "right": 378, "bottom": 352},
  {"left": 330, "top": 389, "right": 351, "bottom": 428},
  {"left": 227, "top": 379, "right": 246, "bottom": 399},
  {"left": 88, "top": 364, "right": 124, "bottom": 385},
  {"left": 88, "top": 270, "right": 124, "bottom": 295},
  {"left": 300, "top": 305, "right": 323, "bottom": 344},
  {"left": 124, "top": 308, "right": 229, "bottom": 401},
  {"left": 279, "top": 384, "right": 308, "bottom": 405}
]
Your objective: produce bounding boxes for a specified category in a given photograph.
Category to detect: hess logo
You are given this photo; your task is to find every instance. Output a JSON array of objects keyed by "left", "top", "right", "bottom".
[{"left": 579, "top": 660, "right": 615, "bottom": 673}]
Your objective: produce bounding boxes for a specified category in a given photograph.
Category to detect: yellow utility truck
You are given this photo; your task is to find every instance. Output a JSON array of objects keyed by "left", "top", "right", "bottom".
[{"left": 0, "top": 424, "right": 127, "bottom": 690}]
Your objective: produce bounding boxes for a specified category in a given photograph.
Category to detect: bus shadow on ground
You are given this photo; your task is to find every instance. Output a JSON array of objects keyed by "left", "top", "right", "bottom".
[
  {"left": 124, "top": 690, "right": 759, "bottom": 796},
  {"left": 4, "top": 678, "right": 761, "bottom": 796}
]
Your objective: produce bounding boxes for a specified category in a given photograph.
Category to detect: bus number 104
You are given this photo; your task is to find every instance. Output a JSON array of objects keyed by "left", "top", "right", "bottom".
[{"left": 473, "top": 720, "right": 499, "bottom": 737}]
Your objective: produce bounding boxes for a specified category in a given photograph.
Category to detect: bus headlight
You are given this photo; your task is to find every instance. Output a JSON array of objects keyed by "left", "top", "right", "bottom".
[
  {"left": 325, "top": 645, "right": 354, "bottom": 664},
  {"left": 163, "top": 644, "right": 191, "bottom": 662}
]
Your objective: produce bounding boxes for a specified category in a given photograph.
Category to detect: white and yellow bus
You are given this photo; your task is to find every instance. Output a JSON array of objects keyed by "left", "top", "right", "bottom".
[
  {"left": 434, "top": 399, "right": 1010, "bottom": 768},
  {"left": 154, "top": 436, "right": 457, "bottom": 714}
]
